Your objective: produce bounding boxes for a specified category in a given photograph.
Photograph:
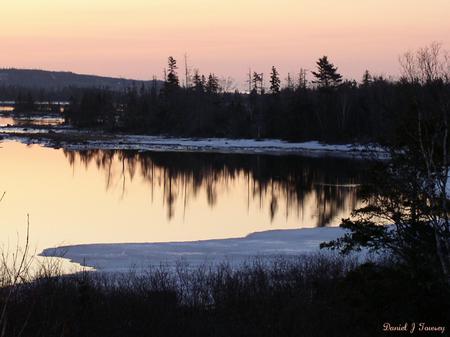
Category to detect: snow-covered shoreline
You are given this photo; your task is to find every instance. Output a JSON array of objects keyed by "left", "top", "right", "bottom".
[
  {"left": 67, "top": 136, "right": 381, "bottom": 157},
  {"left": 0, "top": 128, "right": 385, "bottom": 158},
  {"left": 40, "top": 227, "right": 349, "bottom": 273}
]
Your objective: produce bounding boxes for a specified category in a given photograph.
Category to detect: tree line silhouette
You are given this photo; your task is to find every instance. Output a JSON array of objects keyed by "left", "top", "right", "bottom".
[
  {"left": 2, "top": 51, "right": 449, "bottom": 144},
  {"left": 62, "top": 54, "right": 449, "bottom": 143},
  {"left": 61, "top": 56, "right": 384, "bottom": 141}
]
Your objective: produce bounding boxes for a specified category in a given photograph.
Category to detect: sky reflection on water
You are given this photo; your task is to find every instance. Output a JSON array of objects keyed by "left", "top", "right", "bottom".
[{"left": 0, "top": 141, "right": 367, "bottom": 257}]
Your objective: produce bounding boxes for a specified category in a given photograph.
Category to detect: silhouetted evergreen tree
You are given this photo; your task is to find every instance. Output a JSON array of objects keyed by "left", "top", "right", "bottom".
[
  {"left": 312, "top": 56, "right": 343, "bottom": 88},
  {"left": 269, "top": 66, "right": 280, "bottom": 94},
  {"left": 165, "top": 56, "right": 179, "bottom": 91}
]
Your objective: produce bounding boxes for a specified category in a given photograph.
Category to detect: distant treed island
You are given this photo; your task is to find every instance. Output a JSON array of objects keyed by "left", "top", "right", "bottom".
[{"left": 1, "top": 43, "right": 449, "bottom": 145}]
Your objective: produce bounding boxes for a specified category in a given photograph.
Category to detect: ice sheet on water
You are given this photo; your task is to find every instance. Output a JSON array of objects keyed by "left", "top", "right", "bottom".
[{"left": 40, "top": 227, "right": 351, "bottom": 273}]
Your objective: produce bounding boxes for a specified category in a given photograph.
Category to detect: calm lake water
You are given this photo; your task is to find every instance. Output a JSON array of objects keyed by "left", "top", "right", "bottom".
[{"left": 0, "top": 141, "right": 368, "bottom": 264}]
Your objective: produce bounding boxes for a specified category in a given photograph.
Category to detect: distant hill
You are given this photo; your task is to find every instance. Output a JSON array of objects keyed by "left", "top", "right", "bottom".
[{"left": 0, "top": 68, "right": 162, "bottom": 91}]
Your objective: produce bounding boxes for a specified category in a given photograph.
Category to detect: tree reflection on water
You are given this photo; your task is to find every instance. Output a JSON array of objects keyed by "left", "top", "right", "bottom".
[{"left": 63, "top": 150, "right": 367, "bottom": 227}]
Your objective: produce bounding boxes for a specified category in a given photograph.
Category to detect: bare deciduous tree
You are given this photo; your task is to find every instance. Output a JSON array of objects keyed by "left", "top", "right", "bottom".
[
  {"left": 399, "top": 42, "right": 450, "bottom": 83},
  {"left": 400, "top": 43, "right": 450, "bottom": 283}
]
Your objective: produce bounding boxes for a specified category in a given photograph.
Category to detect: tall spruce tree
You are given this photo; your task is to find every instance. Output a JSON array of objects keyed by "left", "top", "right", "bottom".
[
  {"left": 269, "top": 66, "right": 281, "bottom": 94},
  {"left": 312, "top": 56, "right": 343, "bottom": 88},
  {"left": 165, "top": 56, "right": 179, "bottom": 91}
]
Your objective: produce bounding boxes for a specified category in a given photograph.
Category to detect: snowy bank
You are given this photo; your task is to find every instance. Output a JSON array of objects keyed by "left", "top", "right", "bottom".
[
  {"left": 40, "top": 227, "right": 349, "bottom": 273},
  {"left": 73, "top": 136, "right": 382, "bottom": 157},
  {"left": 0, "top": 127, "right": 385, "bottom": 157}
]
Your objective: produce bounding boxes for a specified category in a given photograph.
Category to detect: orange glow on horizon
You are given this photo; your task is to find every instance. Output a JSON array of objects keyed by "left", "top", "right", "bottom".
[{"left": 1, "top": 0, "right": 449, "bottom": 86}]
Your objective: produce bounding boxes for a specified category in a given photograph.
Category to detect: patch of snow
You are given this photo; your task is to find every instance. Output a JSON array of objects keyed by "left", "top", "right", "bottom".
[{"left": 40, "top": 227, "right": 350, "bottom": 273}]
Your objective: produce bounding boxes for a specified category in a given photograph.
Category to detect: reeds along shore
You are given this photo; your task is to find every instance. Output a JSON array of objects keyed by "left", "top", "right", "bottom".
[{"left": 0, "top": 251, "right": 448, "bottom": 337}]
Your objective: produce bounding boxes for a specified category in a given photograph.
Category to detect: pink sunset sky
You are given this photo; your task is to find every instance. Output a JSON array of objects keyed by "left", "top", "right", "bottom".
[{"left": 1, "top": 0, "right": 449, "bottom": 86}]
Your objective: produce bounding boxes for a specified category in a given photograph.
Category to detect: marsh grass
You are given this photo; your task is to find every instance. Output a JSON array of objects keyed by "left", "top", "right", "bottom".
[{"left": 0, "top": 251, "right": 447, "bottom": 337}]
